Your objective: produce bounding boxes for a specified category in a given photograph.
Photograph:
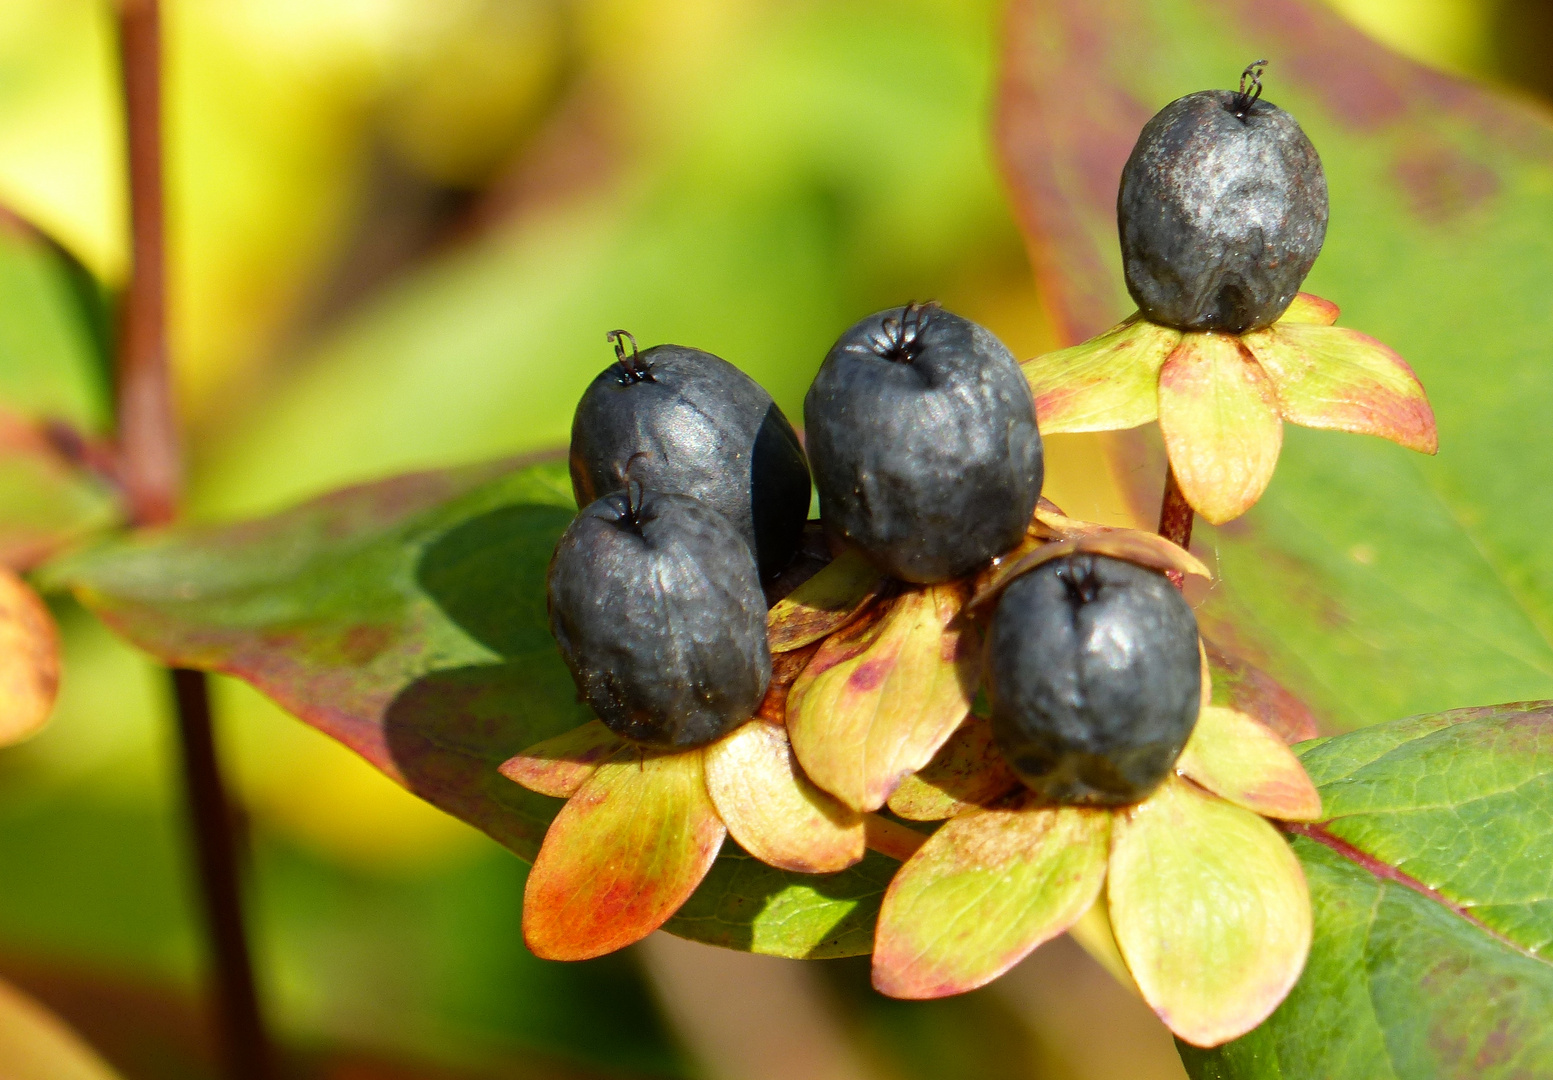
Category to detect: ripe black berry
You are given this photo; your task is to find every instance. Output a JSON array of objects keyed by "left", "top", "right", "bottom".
[
  {"left": 1117, "top": 64, "right": 1327, "bottom": 333},
  {"left": 547, "top": 487, "right": 771, "bottom": 750},
  {"left": 804, "top": 303, "right": 1043, "bottom": 583},
  {"left": 987, "top": 553, "right": 1201, "bottom": 805},
  {"left": 569, "top": 333, "right": 812, "bottom": 579}
]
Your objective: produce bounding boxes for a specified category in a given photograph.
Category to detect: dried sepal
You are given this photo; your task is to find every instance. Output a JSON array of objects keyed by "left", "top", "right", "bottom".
[
  {"left": 887, "top": 715, "right": 1020, "bottom": 821},
  {"left": 1029, "top": 503, "right": 1101, "bottom": 537},
  {"left": 970, "top": 527, "right": 1209, "bottom": 608},
  {"left": 1276, "top": 292, "right": 1339, "bottom": 326},
  {"left": 0, "top": 569, "right": 58, "bottom": 746},
  {"left": 1176, "top": 705, "right": 1321, "bottom": 821},
  {"left": 500, "top": 719, "right": 626, "bottom": 799},
  {"left": 787, "top": 584, "right": 979, "bottom": 812},
  {"left": 1107, "top": 776, "right": 1311, "bottom": 1047},
  {"left": 523, "top": 746, "right": 725, "bottom": 961},
  {"left": 756, "top": 642, "right": 822, "bottom": 724},
  {"left": 1243, "top": 323, "right": 1437, "bottom": 454},
  {"left": 1022, "top": 317, "right": 1180, "bottom": 433},
  {"left": 704, "top": 720, "right": 865, "bottom": 873},
  {"left": 1157, "top": 332, "right": 1283, "bottom": 525},
  {"left": 872, "top": 798, "right": 1110, "bottom": 998},
  {"left": 767, "top": 548, "right": 888, "bottom": 652}
]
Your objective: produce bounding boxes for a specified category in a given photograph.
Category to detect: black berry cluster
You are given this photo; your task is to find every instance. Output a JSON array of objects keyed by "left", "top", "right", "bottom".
[
  {"left": 549, "top": 304, "right": 1205, "bottom": 802},
  {"left": 552, "top": 335, "right": 805, "bottom": 749}
]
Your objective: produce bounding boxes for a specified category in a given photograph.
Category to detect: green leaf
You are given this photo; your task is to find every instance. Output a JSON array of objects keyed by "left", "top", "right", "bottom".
[
  {"left": 44, "top": 458, "right": 893, "bottom": 956},
  {"left": 999, "top": 0, "right": 1553, "bottom": 727},
  {"left": 0, "top": 217, "right": 108, "bottom": 431},
  {"left": 0, "top": 217, "right": 118, "bottom": 566},
  {"left": 1181, "top": 702, "right": 1553, "bottom": 1077}
]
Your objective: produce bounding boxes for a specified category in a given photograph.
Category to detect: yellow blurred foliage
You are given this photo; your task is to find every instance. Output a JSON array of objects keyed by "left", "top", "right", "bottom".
[
  {"left": 0, "top": 0, "right": 125, "bottom": 283},
  {"left": 1325, "top": 0, "right": 1494, "bottom": 73},
  {"left": 214, "top": 677, "right": 488, "bottom": 874},
  {"left": 0, "top": 0, "right": 569, "bottom": 434},
  {"left": 380, "top": 0, "right": 566, "bottom": 185}
]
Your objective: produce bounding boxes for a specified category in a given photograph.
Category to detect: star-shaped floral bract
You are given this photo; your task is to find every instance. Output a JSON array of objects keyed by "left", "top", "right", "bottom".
[
  {"left": 781, "top": 505, "right": 1211, "bottom": 816},
  {"left": 871, "top": 664, "right": 1321, "bottom": 1048},
  {"left": 1022, "top": 293, "right": 1437, "bottom": 523}
]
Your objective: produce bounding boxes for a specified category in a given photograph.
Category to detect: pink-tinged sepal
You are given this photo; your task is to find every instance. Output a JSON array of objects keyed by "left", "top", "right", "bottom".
[
  {"left": 1157, "top": 332, "right": 1284, "bottom": 525},
  {"left": 1176, "top": 705, "right": 1322, "bottom": 821},
  {"left": 1107, "top": 777, "right": 1312, "bottom": 1047},
  {"left": 887, "top": 715, "right": 1021, "bottom": 821},
  {"left": 767, "top": 549, "right": 888, "bottom": 653},
  {"left": 500, "top": 719, "right": 626, "bottom": 799},
  {"left": 1276, "top": 292, "right": 1340, "bottom": 326},
  {"left": 1243, "top": 323, "right": 1438, "bottom": 454},
  {"left": 872, "top": 799, "right": 1109, "bottom": 998},
  {"left": 522, "top": 746, "right": 725, "bottom": 960},
  {"left": 1022, "top": 317, "right": 1179, "bottom": 433},
  {"left": 787, "top": 584, "right": 980, "bottom": 812},
  {"left": 704, "top": 720, "right": 864, "bottom": 873}
]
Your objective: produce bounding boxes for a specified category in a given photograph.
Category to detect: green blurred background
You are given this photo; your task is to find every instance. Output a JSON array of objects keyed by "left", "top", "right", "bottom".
[{"left": 0, "top": 0, "right": 1547, "bottom": 1076}]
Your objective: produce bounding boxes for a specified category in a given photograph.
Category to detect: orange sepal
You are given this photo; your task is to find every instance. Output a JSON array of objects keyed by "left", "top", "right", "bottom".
[{"left": 522, "top": 746, "right": 725, "bottom": 960}]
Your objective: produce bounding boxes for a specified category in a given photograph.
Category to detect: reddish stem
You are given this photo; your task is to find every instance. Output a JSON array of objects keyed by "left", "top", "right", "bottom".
[
  {"left": 1157, "top": 467, "right": 1194, "bottom": 589},
  {"left": 116, "top": 0, "right": 179, "bottom": 527},
  {"left": 864, "top": 815, "right": 928, "bottom": 862},
  {"left": 115, "top": 4, "right": 273, "bottom": 1077},
  {"left": 172, "top": 669, "right": 275, "bottom": 1080}
]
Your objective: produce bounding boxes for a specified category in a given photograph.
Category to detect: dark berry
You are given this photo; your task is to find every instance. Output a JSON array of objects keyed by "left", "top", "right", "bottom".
[
  {"left": 987, "top": 553, "right": 1201, "bottom": 805},
  {"left": 803, "top": 303, "right": 1043, "bottom": 583},
  {"left": 569, "top": 333, "right": 811, "bottom": 579},
  {"left": 1117, "top": 70, "right": 1327, "bottom": 333},
  {"left": 547, "top": 488, "right": 771, "bottom": 749}
]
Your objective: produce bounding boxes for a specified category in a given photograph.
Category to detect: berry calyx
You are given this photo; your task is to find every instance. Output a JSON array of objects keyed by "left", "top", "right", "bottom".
[
  {"left": 1117, "top": 62, "right": 1328, "bottom": 333},
  {"left": 547, "top": 489, "right": 771, "bottom": 749},
  {"left": 987, "top": 553, "right": 1201, "bottom": 805},
  {"left": 804, "top": 303, "right": 1044, "bottom": 583},
  {"left": 570, "top": 337, "right": 812, "bottom": 579}
]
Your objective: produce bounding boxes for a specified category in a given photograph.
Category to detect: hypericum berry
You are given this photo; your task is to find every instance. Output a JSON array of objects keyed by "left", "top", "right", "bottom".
[
  {"left": 569, "top": 332, "right": 812, "bottom": 579},
  {"left": 804, "top": 303, "right": 1043, "bottom": 583},
  {"left": 1117, "top": 62, "right": 1328, "bottom": 333},
  {"left": 987, "top": 553, "right": 1201, "bottom": 805},
  {"left": 547, "top": 487, "right": 771, "bottom": 750}
]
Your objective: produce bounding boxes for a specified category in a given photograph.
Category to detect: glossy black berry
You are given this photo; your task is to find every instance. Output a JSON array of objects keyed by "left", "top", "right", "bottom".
[
  {"left": 804, "top": 303, "right": 1043, "bottom": 583},
  {"left": 547, "top": 488, "right": 771, "bottom": 750},
  {"left": 987, "top": 553, "right": 1201, "bottom": 805},
  {"left": 1117, "top": 73, "right": 1327, "bottom": 333},
  {"left": 569, "top": 334, "right": 811, "bottom": 579}
]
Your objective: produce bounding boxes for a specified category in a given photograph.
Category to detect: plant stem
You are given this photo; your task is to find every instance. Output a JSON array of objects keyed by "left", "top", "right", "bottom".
[
  {"left": 172, "top": 670, "right": 275, "bottom": 1080},
  {"left": 1157, "top": 467, "right": 1194, "bottom": 550},
  {"left": 116, "top": 3, "right": 273, "bottom": 1076},
  {"left": 117, "top": 0, "right": 180, "bottom": 528},
  {"left": 1157, "top": 467, "right": 1194, "bottom": 588}
]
